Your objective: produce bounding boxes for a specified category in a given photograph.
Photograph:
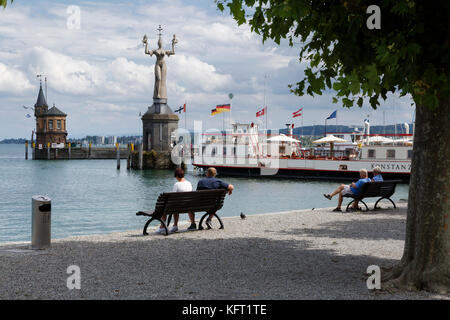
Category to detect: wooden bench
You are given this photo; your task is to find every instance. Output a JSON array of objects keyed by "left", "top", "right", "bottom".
[
  {"left": 136, "top": 189, "right": 227, "bottom": 236},
  {"left": 343, "top": 180, "right": 402, "bottom": 212}
]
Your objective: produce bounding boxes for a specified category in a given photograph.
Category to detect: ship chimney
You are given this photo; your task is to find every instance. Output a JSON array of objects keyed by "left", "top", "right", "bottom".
[
  {"left": 364, "top": 119, "right": 370, "bottom": 144},
  {"left": 404, "top": 123, "right": 409, "bottom": 135}
]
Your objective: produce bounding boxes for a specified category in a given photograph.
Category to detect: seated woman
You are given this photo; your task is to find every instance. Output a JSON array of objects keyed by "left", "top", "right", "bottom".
[{"left": 156, "top": 168, "right": 192, "bottom": 234}]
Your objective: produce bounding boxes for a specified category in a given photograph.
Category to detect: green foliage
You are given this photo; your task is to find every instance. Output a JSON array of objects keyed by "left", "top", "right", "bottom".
[
  {"left": 1, "top": 0, "right": 13, "bottom": 8},
  {"left": 216, "top": 0, "right": 450, "bottom": 109}
]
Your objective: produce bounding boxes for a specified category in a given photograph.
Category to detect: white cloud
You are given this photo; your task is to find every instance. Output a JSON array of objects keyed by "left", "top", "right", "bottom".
[
  {"left": 25, "top": 46, "right": 104, "bottom": 95},
  {"left": 0, "top": 0, "right": 415, "bottom": 140},
  {"left": 0, "top": 63, "right": 33, "bottom": 94}
]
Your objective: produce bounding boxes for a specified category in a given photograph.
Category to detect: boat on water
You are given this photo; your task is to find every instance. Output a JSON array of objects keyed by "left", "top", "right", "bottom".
[{"left": 192, "top": 121, "right": 413, "bottom": 182}]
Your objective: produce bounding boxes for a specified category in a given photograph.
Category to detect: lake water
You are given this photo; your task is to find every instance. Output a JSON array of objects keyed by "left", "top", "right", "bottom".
[{"left": 0, "top": 144, "right": 409, "bottom": 243}]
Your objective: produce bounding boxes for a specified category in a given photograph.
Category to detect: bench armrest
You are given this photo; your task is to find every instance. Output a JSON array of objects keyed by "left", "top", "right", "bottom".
[{"left": 136, "top": 210, "right": 155, "bottom": 217}]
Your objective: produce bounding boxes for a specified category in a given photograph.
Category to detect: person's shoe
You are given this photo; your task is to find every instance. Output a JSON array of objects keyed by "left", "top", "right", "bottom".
[
  {"left": 323, "top": 194, "right": 332, "bottom": 200},
  {"left": 187, "top": 223, "right": 197, "bottom": 231},
  {"left": 205, "top": 218, "right": 212, "bottom": 229},
  {"left": 170, "top": 226, "right": 178, "bottom": 233},
  {"left": 155, "top": 227, "right": 166, "bottom": 235},
  {"left": 332, "top": 207, "right": 342, "bottom": 212}
]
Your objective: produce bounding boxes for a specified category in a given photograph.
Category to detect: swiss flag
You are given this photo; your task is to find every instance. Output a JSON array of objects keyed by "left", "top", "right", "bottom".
[{"left": 256, "top": 107, "right": 267, "bottom": 117}]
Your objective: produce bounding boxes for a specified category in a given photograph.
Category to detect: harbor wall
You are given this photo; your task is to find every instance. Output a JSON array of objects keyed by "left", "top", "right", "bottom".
[
  {"left": 33, "top": 147, "right": 129, "bottom": 160},
  {"left": 130, "top": 150, "right": 180, "bottom": 170}
]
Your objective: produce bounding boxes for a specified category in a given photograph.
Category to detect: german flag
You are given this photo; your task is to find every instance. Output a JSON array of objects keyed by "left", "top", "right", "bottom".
[
  {"left": 211, "top": 108, "right": 219, "bottom": 116},
  {"left": 216, "top": 104, "right": 231, "bottom": 112}
]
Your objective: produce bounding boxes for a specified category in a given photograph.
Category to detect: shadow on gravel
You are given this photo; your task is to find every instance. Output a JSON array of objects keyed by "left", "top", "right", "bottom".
[
  {"left": 0, "top": 233, "right": 425, "bottom": 300},
  {"left": 276, "top": 217, "right": 406, "bottom": 241}
]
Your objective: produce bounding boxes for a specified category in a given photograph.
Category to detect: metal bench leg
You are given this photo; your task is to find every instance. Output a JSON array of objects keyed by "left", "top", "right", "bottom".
[
  {"left": 345, "top": 200, "right": 355, "bottom": 212},
  {"left": 374, "top": 197, "right": 396, "bottom": 210},
  {"left": 143, "top": 217, "right": 169, "bottom": 236},
  {"left": 198, "top": 212, "right": 224, "bottom": 230},
  {"left": 143, "top": 218, "right": 155, "bottom": 235},
  {"left": 198, "top": 213, "right": 208, "bottom": 230},
  {"left": 360, "top": 200, "right": 369, "bottom": 212},
  {"left": 213, "top": 213, "right": 224, "bottom": 229}
]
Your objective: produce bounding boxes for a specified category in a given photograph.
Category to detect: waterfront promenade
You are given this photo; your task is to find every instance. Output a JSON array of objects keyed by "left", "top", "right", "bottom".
[{"left": 0, "top": 204, "right": 447, "bottom": 300}]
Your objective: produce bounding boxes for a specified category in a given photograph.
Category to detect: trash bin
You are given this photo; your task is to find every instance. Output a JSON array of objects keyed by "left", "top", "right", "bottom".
[{"left": 31, "top": 195, "right": 51, "bottom": 249}]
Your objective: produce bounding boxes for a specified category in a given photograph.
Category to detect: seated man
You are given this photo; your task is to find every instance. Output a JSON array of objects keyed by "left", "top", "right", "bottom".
[
  {"left": 352, "top": 167, "right": 383, "bottom": 210},
  {"left": 187, "top": 167, "right": 234, "bottom": 230},
  {"left": 323, "top": 169, "right": 371, "bottom": 212}
]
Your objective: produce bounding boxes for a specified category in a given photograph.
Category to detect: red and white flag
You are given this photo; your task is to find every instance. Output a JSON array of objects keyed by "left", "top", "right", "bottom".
[
  {"left": 183, "top": 103, "right": 186, "bottom": 112},
  {"left": 292, "top": 107, "right": 303, "bottom": 118},
  {"left": 256, "top": 106, "right": 267, "bottom": 117}
]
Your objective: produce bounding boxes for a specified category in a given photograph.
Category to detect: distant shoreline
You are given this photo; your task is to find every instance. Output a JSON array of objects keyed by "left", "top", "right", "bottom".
[{"left": 0, "top": 139, "right": 27, "bottom": 144}]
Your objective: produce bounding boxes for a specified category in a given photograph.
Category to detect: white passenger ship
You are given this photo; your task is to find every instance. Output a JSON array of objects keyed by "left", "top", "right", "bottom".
[{"left": 192, "top": 121, "right": 412, "bottom": 182}]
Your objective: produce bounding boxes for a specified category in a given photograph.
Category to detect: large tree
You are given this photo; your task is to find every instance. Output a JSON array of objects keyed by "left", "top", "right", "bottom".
[
  {"left": 1, "top": 0, "right": 12, "bottom": 8},
  {"left": 217, "top": 0, "right": 449, "bottom": 293}
]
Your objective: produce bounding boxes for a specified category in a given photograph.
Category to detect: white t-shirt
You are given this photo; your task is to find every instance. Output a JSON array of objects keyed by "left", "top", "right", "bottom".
[{"left": 173, "top": 180, "right": 193, "bottom": 192}]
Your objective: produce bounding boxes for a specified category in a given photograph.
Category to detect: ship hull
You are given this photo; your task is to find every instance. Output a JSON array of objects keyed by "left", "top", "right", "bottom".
[{"left": 193, "top": 162, "right": 410, "bottom": 182}]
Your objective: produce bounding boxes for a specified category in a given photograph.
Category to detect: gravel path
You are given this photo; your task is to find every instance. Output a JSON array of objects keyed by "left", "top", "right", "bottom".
[{"left": 0, "top": 203, "right": 447, "bottom": 300}]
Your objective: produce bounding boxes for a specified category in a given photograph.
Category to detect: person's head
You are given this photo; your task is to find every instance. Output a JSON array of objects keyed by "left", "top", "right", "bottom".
[
  {"left": 174, "top": 167, "right": 185, "bottom": 181},
  {"left": 373, "top": 167, "right": 381, "bottom": 175},
  {"left": 207, "top": 167, "right": 217, "bottom": 177},
  {"left": 359, "top": 169, "right": 368, "bottom": 178}
]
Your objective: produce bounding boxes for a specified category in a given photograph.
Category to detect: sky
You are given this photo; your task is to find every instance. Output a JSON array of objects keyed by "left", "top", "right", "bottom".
[{"left": 0, "top": 0, "right": 416, "bottom": 139}]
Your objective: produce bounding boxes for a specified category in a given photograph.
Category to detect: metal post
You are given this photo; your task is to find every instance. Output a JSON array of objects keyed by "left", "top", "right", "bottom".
[
  {"left": 116, "top": 143, "right": 120, "bottom": 170},
  {"left": 47, "top": 142, "right": 50, "bottom": 160},
  {"left": 127, "top": 143, "right": 131, "bottom": 170},
  {"left": 68, "top": 142, "right": 71, "bottom": 160},
  {"left": 139, "top": 143, "right": 143, "bottom": 170},
  {"left": 25, "top": 141, "right": 28, "bottom": 160},
  {"left": 88, "top": 142, "right": 92, "bottom": 159}
]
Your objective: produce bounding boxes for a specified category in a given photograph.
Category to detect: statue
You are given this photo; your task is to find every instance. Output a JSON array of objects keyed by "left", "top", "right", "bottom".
[{"left": 142, "top": 26, "right": 178, "bottom": 100}]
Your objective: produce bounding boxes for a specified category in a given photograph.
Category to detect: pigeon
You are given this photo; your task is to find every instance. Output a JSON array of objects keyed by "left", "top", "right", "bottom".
[{"left": 240, "top": 212, "right": 246, "bottom": 219}]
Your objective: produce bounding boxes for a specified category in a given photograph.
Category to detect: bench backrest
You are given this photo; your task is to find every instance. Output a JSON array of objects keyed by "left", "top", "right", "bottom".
[
  {"left": 152, "top": 189, "right": 227, "bottom": 217},
  {"left": 359, "top": 180, "right": 402, "bottom": 198}
]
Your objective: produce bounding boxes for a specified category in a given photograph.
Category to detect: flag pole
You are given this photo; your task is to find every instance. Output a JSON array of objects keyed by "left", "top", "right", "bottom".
[
  {"left": 301, "top": 113, "right": 304, "bottom": 137},
  {"left": 336, "top": 112, "right": 338, "bottom": 134}
]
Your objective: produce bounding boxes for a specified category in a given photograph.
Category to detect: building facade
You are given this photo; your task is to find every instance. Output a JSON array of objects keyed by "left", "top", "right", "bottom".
[{"left": 34, "top": 84, "right": 68, "bottom": 148}]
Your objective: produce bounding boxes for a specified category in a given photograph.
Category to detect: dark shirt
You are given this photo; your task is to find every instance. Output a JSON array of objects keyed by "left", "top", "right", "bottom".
[{"left": 197, "top": 177, "right": 229, "bottom": 191}]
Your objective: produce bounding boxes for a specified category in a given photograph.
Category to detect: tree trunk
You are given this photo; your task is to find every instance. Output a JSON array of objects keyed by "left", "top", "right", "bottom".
[{"left": 383, "top": 98, "right": 450, "bottom": 294}]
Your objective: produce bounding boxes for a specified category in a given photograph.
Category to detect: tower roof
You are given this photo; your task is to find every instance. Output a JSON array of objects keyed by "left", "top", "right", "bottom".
[
  {"left": 34, "top": 84, "right": 48, "bottom": 108},
  {"left": 45, "top": 104, "right": 66, "bottom": 117}
]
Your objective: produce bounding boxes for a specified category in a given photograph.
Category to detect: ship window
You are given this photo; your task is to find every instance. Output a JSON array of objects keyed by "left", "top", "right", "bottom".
[
  {"left": 212, "top": 147, "right": 216, "bottom": 156},
  {"left": 57, "top": 120, "right": 61, "bottom": 129},
  {"left": 407, "top": 150, "right": 413, "bottom": 159},
  {"left": 368, "top": 149, "right": 376, "bottom": 158},
  {"left": 223, "top": 146, "right": 227, "bottom": 155},
  {"left": 386, "top": 149, "right": 396, "bottom": 159},
  {"left": 48, "top": 120, "right": 53, "bottom": 130}
]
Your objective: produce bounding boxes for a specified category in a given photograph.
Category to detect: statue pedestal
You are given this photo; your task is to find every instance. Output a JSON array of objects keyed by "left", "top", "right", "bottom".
[{"left": 141, "top": 98, "right": 179, "bottom": 153}]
